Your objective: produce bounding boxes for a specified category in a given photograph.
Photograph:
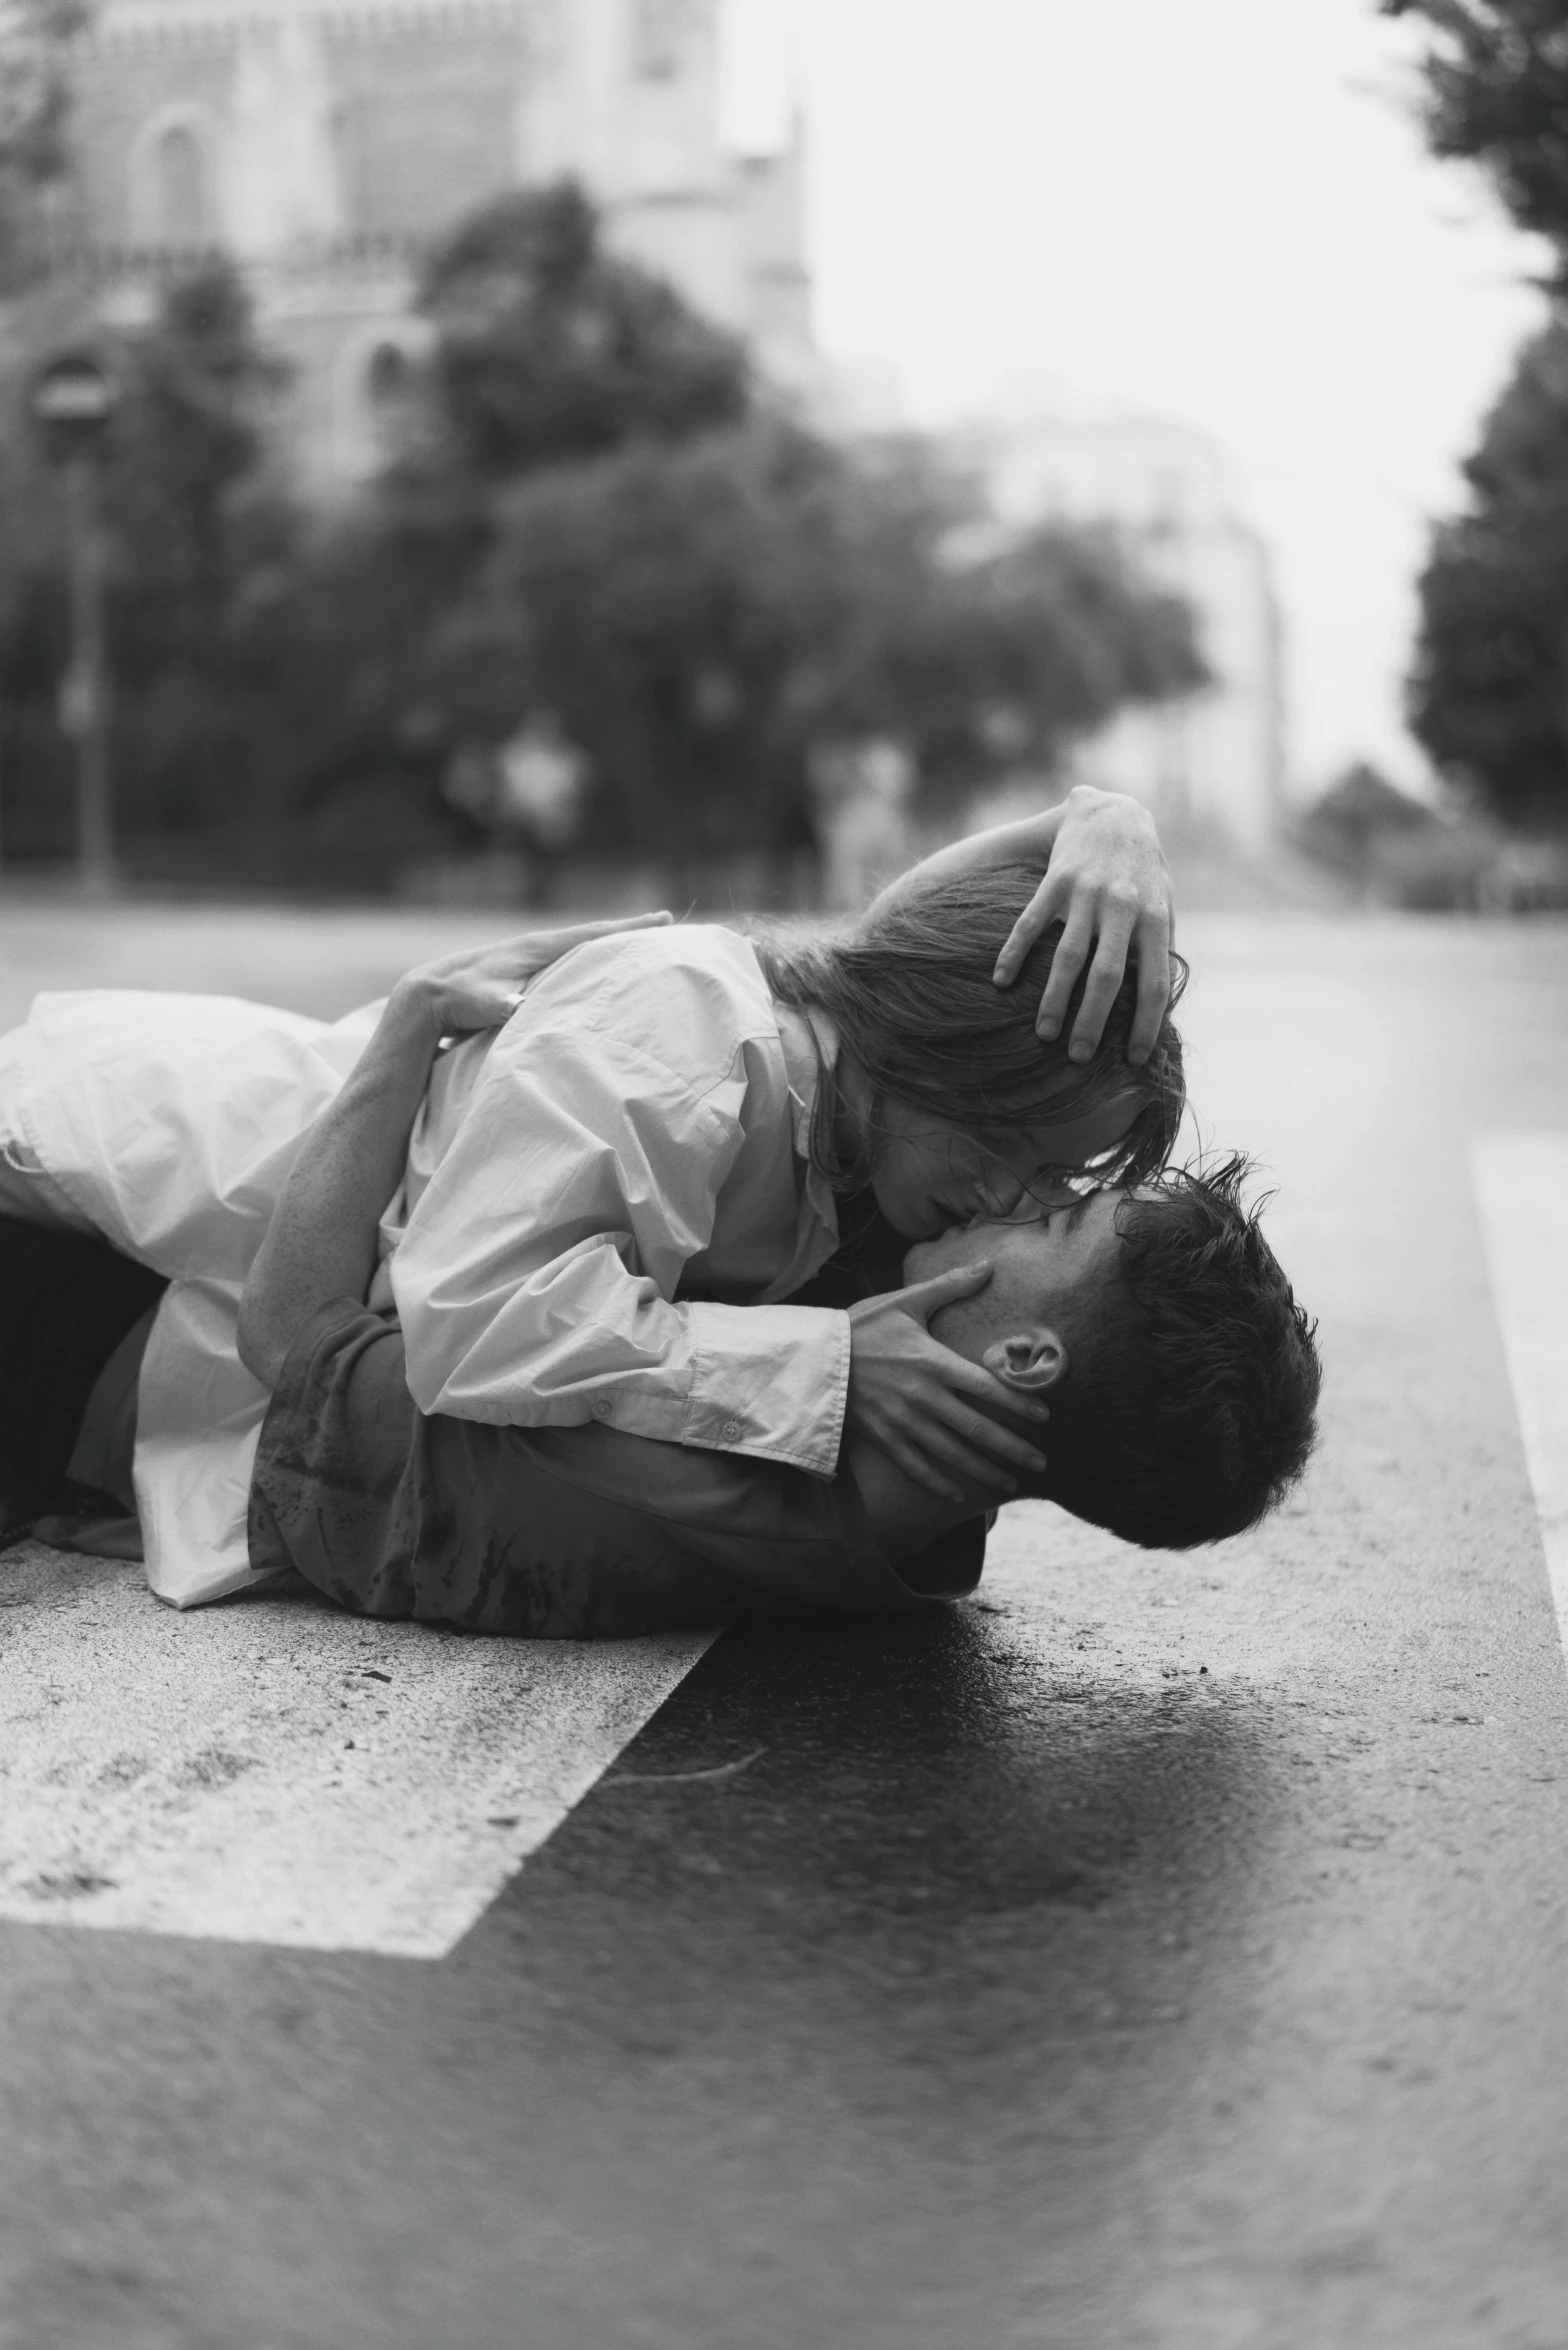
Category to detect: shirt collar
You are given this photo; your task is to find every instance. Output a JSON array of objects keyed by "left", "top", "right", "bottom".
[
  {"left": 774, "top": 1001, "right": 840, "bottom": 1168},
  {"left": 766, "top": 1000, "right": 843, "bottom": 1292}
]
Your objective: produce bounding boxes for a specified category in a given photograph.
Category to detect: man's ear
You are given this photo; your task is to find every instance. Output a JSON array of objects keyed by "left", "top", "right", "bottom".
[{"left": 981, "top": 1328, "right": 1069, "bottom": 1393}]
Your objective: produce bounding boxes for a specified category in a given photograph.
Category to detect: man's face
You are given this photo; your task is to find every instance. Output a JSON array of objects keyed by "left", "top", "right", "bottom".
[{"left": 904, "top": 1191, "right": 1129, "bottom": 1368}]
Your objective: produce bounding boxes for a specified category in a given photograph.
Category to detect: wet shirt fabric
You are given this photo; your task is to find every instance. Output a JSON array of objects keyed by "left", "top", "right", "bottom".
[
  {"left": 250, "top": 1301, "right": 984, "bottom": 1637},
  {"left": 0, "top": 927, "right": 848, "bottom": 1609},
  {"left": 386, "top": 925, "right": 850, "bottom": 1472}
]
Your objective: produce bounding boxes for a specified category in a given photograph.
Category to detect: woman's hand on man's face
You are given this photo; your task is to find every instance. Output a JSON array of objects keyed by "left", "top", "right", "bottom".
[
  {"left": 846, "top": 1264, "right": 1049, "bottom": 1506},
  {"left": 393, "top": 911, "right": 674, "bottom": 1043},
  {"left": 992, "top": 787, "right": 1174, "bottom": 1065}
]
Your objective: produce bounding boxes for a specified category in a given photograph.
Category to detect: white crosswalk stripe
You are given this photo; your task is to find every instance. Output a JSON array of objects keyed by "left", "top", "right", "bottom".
[
  {"left": 0, "top": 1543, "right": 713, "bottom": 1958},
  {"left": 1473, "top": 1133, "right": 1568, "bottom": 1665}
]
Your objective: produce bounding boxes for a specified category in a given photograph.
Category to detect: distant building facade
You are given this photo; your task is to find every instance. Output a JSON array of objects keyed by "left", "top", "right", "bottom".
[
  {"left": 982, "top": 398, "right": 1285, "bottom": 849},
  {"left": 65, "top": 0, "right": 811, "bottom": 483}
]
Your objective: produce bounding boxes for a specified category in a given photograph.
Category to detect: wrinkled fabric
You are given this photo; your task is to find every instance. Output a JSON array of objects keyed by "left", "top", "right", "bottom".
[
  {"left": 390, "top": 926, "right": 850, "bottom": 1473},
  {"left": 250, "top": 1301, "right": 985, "bottom": 1638},
  {"left": 0, "top": 994, "right": 397, "bottom": 1605},
  {"left": 0, "top": 928, "right": 851, "bottom": 1608}
]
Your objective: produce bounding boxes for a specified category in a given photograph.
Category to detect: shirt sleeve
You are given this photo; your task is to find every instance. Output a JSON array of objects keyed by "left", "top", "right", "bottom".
[
  {"left": 247, "top": 1300, "right": 970, "bottom": 1637},
  {"left": 246, "top": 1298, "right": 718, "bottom": 1636},
  {"left": 389, "top": 1003, "right": 850, "bottom": 1479}
]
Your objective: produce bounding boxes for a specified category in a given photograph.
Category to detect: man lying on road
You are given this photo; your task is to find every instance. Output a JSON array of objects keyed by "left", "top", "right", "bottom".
[
  {"left": 222, "top": 968, "right": 1319, "bottom": 1637},
  {"left": 0, "top": 789, "right": 1196, "bottom": 1609},
  {"left": 0, "top": 856, "right": 1319, "bottom": 1629}
]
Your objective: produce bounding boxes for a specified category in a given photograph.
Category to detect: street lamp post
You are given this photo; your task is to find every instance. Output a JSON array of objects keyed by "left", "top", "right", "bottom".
[{"left": 28, "top": 352, "right": 119, "bottom": 895}]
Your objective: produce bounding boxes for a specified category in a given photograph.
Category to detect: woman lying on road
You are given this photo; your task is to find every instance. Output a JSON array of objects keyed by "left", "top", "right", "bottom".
[
  {"left": 227, "top": 905, "right": 1316, "bottom": 1639},
  {"left": 0, "top": 787, "right": 1187, "bottom": 1608}
]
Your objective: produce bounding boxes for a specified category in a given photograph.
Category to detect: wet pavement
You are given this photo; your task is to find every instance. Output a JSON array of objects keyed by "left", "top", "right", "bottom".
[{"left": 2, "top": 904, "right": 1567, "bottom": 2348}]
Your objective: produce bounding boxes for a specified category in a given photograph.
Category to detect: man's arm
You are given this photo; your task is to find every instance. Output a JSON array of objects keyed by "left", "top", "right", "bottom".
[
  {"left": 868, "top": 783, "right": 1174, "bottom": 1065},
  {"left": 237, "top": 912, "right": 671, "bottom": 1392},
  {"left": 238, "top": 987, "right": 440, "bottom": 1390}
]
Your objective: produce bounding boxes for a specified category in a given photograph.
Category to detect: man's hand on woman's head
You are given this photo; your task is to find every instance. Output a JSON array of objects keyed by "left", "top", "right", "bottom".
[
  {"left": 845, "top": 1263, "right": 1048, "bottom": 1506},
  {"left": 394, "top": 910, "right": 675, "bottom": 1044},
  {"left": 991, "top": 786, "right": 1173, "bottom": 1065}
]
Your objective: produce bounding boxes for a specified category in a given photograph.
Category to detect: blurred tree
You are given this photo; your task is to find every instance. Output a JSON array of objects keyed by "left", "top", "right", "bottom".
[
  {"left": 0, "top": 180, "right": 1205, "bottom": 888},
  {"left": 1384, "top": 0, "right": 1568, "bottom": 262},
  {"left": 0, "top": 259, "right": 302, "bottom": 859},
  {"left": 347, "top": 176, "right": 753, "bottom": 660},
  {"left": 849, "top": 499, "right": 1208, "bottom": 802},
  {"left": 104, "top": 269, "right": 286, "bottom": 650},
  {"left": 251, "top": 178, "right": 759, "bottom": 872},
  {"left": 420, "top": 421, "right": 1205, "bottom": 885},
  {"left": 418, "top": 178, "right": 751, "bottom": 479},
  {"left": 1381, "top": 3, "right": 1568, "bottom": 827},
  {"left": 1408, "top": 317, "right": 1568, "bottom": 823},
  {"left": 102, "top": 264, "right": 303, "bottom": 843},
  {"left": 0, "top": 0, "right": 90, "bottom": 291}
]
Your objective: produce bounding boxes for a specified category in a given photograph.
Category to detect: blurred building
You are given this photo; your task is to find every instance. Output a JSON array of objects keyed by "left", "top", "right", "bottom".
[
  {"left": 981, "top": 395, "right": 1285, "bottom": 850},
  {"left": 66, "top": 0, "right": 811, "bottom": 483}
]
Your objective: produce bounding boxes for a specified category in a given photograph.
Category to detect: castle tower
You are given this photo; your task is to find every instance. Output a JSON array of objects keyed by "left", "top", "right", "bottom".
[{"left": 67, "top": 0, "right": 812, "bottom": 482}]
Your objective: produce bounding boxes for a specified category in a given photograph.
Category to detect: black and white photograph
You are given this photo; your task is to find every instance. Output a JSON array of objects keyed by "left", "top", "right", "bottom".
[{"left": 0, "top": 1, "right": 1566, "bottom": 2343}]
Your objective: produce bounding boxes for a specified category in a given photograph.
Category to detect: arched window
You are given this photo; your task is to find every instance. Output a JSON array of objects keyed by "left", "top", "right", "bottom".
[{"left": 155, "top": 124, "right": 206, "bottom": 244}]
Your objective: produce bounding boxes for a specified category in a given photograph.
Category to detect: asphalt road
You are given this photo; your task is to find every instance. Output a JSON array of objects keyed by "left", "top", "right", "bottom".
[{"left": 2, "top": 900, "right": 1568, "bottom": 2350}]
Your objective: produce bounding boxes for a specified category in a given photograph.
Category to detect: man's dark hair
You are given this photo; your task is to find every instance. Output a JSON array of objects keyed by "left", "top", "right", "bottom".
[{"left": 1038, "top": 1156, "right": 1321, "bottom": 1549}]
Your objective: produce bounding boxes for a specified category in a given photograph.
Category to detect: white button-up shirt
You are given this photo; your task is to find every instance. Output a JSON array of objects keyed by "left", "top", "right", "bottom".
[
  {"left": 388, "top": 926, "right": 849, "bottom": 1466},
  {"left": 2, "top": 925, "right": 849, "bottom": 1608}
]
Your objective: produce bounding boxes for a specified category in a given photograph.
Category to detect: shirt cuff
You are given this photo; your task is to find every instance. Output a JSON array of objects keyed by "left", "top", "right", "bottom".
[{"left": 674, "top": 1301, "right": 851, "bottom": 1478}]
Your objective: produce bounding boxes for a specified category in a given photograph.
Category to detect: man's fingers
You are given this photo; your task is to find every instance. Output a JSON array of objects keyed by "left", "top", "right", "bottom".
[
  {"left": 911, "top": 1411, "right": 1044, "bottom": 1493},
  {"left": 1066, "top": 896, "right": 1138, "bottom": 1063},
  {"left": 898, "top": 1417, "right": 1021, "bottom": 1496},
  {"left": 1126, "top": 914, "right": 1172, "bottom": 1065},
  {"left": 935, "top": 1400, "right": 1049, "bottom": 1476},
  {"left": 929, "top": 1347, "right": 1050, "bottom": 1420},
  {"left": 916, "top": 1426, "right": 1019, "bottom": 1494},
  {"left": 884, "top": 1432, "right": 966, "bottom": 1503},
  {"left": 1033, "top": 901, "right": 1095, "bottom": 1040}
]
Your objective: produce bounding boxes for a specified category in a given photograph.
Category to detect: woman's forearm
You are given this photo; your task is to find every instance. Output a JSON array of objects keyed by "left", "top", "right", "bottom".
[{"left": 237, "top": 986, "right": 442, "bottom": 1391}]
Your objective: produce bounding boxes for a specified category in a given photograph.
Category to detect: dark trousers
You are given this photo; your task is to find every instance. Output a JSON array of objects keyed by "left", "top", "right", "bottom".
[{"left": 0, "top": 1215, "right": 166, "bottom": 1542}]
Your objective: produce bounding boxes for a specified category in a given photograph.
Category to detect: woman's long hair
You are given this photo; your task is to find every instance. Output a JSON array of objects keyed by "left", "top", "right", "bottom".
[{"left": 755, "top": 859, "right": 1187, "bottom": 1195}]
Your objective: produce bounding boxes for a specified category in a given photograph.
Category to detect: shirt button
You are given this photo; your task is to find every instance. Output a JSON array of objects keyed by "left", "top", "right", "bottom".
[
  {"left": 592, "top": 1399, "right": 613, "bottom": 1421},
  {"left": 722, "top": 1419, "right": 742, "bottom": 1442}
]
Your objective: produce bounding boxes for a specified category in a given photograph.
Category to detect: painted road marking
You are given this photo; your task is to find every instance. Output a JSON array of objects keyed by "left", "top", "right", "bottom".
[
  {"left": 0, "top": 1543, "right": 714, "bottom": 1958},
  {"left": 1473, "top": 1134, "right": 1568, "bottom": 1661}
]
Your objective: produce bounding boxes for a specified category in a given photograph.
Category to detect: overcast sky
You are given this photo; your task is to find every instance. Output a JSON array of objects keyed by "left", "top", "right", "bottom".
[{"left": 725, "top": 0, "right": 1548, "bottom": 796}]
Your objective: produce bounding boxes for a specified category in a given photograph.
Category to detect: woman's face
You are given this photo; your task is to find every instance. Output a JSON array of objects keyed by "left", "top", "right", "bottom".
[{"left": 866, "top": 1088, "right": 1144, "bottom": 1240}]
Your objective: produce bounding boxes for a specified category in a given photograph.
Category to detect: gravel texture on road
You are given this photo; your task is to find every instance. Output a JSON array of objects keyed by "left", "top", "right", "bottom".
[{"left": 0, "top": 901, "right": 1565, "bottom": 2349}]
